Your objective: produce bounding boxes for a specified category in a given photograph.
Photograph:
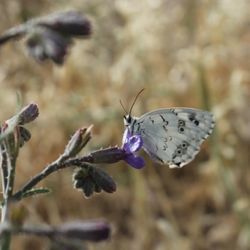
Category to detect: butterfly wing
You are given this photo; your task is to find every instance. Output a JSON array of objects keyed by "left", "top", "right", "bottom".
[{"left": 130, "top": 108, "right": 215, "bottom": 168}]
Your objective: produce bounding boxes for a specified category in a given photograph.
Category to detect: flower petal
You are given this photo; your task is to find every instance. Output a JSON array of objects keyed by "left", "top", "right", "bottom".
[
  {"left": 124, "top": 154, "right": 145, "bottom": 169},
  {"left": 127, "top": 135, "right": 143, "bottom": 153},
  {"left": 122, "top": 128, "right": 131, "bottom": 145}
]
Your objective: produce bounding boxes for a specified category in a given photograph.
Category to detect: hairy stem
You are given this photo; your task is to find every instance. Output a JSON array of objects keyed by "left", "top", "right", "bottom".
[
  {"left": 0, "top": 128, "right": 21, "bottom": 250},
  {"left": 0, "top": 144, "right": 8, "bottom": 199},
  {"left": 13, "top": 155, "right": 93, "bottom": 201},
  {"left": 0, "top": 141, "right": 16, "bottom": 250}
]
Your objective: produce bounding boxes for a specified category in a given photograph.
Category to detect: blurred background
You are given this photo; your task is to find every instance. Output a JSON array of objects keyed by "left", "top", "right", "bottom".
[{"left": 0, "top": 0, "right": 249, "bottom": 249}]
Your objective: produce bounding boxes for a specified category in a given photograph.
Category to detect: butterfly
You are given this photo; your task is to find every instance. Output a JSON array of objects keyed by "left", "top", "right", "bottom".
[{"left": 122, "top": 90, "right": 215, "bottom": 168}]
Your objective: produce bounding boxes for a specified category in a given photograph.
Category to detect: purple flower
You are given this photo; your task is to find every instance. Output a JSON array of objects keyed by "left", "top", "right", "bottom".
[{"left": 122, "top": 129, "right": 145, "bottom": 169}]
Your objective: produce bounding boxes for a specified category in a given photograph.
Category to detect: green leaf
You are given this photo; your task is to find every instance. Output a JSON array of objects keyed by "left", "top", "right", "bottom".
[{"left": 22, "top": 187, "right": 51, "bottom": 199}]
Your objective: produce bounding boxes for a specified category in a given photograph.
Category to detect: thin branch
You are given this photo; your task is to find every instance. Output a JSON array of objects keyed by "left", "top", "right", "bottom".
[
  {"left": 12, "top": 154, "right": 93, "bottom": 201},
  {"left": 5, "top": 130, "right": 19, "bottom": 198},
  {"left": 0, "top": 130, "right": 19, "bottom": 250},
  {"left": 0, "top": 144, "right": 8, "bottom": 192},
  {"left": 0, "top": 220, "right": 110, "bottom": 242},
  {"left": 12, "top": 146, "right": 125, "bottom": 201},
  {"left": 0, "top": 25, "right": 26, "bottom": 45}
]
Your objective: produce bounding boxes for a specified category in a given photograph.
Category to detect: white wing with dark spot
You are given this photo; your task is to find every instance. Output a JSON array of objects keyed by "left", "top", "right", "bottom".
[{"left": 129, "top": 108, "right": 215, "bottom": 168}]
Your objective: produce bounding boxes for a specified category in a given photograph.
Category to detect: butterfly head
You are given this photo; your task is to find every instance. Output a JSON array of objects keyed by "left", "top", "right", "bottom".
[
  {"left": 123, "top": 114, "right": 133, "bottom": 127},
  {"left": 121, "top": 89, "right": 145, "bottom": 127}
]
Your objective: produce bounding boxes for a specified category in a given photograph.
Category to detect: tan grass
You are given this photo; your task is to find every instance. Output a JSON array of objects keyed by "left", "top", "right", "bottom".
[{"left": 0, "top": 0, "right": 249, "bottom": 249}]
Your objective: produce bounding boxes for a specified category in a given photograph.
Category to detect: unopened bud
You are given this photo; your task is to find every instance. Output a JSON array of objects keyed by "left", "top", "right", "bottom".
[
  {"left": 81, "top": 176, "right": 95, "bottom": 198},
  {"left": 18, "top": 103, "right": 39, "bottom": 125},
  {"left": 39, "top": 10, "right": 92, "bottom": 37},
  {"left": 64, "top": 125, "right": 92, "bottom": 158},
  {"left": 91, "top": 167, "right": 116, "bottom": 193}
]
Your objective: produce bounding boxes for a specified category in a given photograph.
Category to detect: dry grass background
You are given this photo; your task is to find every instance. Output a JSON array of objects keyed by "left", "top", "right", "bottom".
[{"left": 0, "top": 0, "right": 250, "bottom": 249}]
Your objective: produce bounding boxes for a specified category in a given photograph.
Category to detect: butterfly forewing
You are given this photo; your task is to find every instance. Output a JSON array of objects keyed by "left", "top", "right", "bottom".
[{"left": 129, "top": 108, "right": 215, "bottom": 168}]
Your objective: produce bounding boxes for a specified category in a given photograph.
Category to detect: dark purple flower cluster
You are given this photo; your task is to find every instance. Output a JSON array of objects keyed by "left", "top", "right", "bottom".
[{"left": 73, "top": 166, "right": 116, "bottom": 198}]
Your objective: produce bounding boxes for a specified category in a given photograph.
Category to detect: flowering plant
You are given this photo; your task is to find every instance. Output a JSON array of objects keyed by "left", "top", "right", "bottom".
[
  {"left": 0, "top": 9, "right": 148, "bottom": 250},
  {"left": 0, "top": 103, "right": 146, "bottom": 250}
]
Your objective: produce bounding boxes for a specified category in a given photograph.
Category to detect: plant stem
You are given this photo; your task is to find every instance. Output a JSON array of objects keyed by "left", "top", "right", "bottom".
[
  {"left": 12, "top": 155, "right": 93, "bottom": 201},
  {"left": 0, "top": 139, "right": 16, "bottom": 250},
  {"left": 0, "top": 220, "right": 110, "bottom": 242},
  {"left": 0, "top": 202, "right": 11, "bottom": 250},
  {"left": 0, "top": 126, "right": 21, "bottom": 250},
  {"left": 0, "top": 144, "right": 8, "bottom": 197}
]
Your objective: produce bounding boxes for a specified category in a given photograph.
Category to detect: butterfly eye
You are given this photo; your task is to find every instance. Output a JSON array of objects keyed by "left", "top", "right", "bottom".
[
  {"left": 123, "top": 115, "right": 132, "bottom": 125},
  {"left": 127, "top": 116, "right": 132, "bottom": 123}
]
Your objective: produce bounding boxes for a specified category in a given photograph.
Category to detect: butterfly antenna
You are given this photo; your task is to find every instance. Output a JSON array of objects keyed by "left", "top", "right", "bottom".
[
  {"left": 120, "top": 99, "right": 128, "bottom": 115},
  {"left": 129, "top": 88, "right": 145, "bottom": 116}
]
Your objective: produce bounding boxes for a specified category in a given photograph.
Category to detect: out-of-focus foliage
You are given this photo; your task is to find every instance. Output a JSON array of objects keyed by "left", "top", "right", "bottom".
[
  {"left": 0, "top": 0, "right": 249, "bottom": 249},
  {"left": 0, "top": 10, "right": 92, "bottom": 65}
]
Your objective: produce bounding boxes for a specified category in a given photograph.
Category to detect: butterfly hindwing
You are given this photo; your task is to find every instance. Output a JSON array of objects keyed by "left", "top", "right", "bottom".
[{"left": 130, "top": 108, "right": 215, "bottom": 168}]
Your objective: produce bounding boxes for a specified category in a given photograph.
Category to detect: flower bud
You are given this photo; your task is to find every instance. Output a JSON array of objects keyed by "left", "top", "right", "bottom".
[
  {"left": 81, "top": 176, "right": 95, "bottom": 198},
  {"left": 39, "top": 10, "right": 92, "bottom": 37},
  {"left": 90, "top": 167, "right": 116, "bottom": 193},
  {"left": 18, "top": 103, "right": 39, "bottom": 125},
  {"left": 94, "top": 183, "right": 102, "bottom": 193},
  {"left": 64, "top": 126, "right": 92, "bottom": 158},
  {"left": 72, "top": 167, "right": 90, "bottom": 189}
]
